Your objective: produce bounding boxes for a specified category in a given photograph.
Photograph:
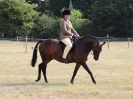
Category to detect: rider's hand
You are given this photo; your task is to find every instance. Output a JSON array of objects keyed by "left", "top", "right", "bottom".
[
  {"left": 75, "top": 34, "right": 80, "bottom": 37},
  {"left": 71, "top": 33, "right": 74, "bottom": 37},
  {"left": 77, "top": 35, "right": 80, "bottom": 37}
]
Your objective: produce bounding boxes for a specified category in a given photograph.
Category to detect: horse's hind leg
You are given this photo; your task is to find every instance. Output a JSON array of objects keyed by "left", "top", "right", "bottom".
[
  {"left": 41, "top": 63, "right": 48, "bottom": 83},
  {"left": 35, "top": 63, "right": 43, "bottom": 82},
  {"left": 81, "top": 62, "right": 96, "bottom": 84},
  {"left": 70, "top": 63, "right": 81, "bottom": 84},
  {"left": 41, "top": 59, "right": 52, "bottom": 83}
]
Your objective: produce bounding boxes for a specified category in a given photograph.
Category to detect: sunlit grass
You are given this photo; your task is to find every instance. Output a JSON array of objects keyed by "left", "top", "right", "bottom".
[{"left": 0, "top": 40, "right": 133, "bottom": 99}]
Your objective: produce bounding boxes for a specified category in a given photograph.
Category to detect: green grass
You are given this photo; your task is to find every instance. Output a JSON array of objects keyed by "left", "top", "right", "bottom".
[{"left": 0, "top": 40, "right": 133, "bottom": 99}]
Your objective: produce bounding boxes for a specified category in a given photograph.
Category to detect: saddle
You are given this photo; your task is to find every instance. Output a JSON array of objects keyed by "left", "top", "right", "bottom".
[{"left": 59, "top": 36, "right": 80, "bottom": 51}]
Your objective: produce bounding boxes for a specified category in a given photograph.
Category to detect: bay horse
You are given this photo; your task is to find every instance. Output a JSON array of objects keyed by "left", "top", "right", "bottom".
[{"left": 31, "top": 36, "right": 106, "bottom": 84}]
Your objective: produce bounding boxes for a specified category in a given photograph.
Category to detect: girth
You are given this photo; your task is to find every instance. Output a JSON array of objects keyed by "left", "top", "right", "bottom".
[{"left": 59, "top": 36, "right": 80, "bottom": 51}]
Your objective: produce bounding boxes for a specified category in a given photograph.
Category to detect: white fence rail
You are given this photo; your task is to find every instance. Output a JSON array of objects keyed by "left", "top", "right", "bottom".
[{"left": 0, "top": 35, "right": 133, "bottom": 52}]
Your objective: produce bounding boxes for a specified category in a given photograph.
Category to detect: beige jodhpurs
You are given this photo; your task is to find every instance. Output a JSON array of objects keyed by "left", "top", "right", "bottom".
[{"left": 61, "top": 38, "right": 72, "bottom": 58}]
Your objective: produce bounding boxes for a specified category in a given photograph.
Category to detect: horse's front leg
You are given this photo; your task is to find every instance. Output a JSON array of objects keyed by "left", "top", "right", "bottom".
[
  {"left": 70, "top": 63, "right": 81, "bottom": 84},
  {"left": 35, "top": 63, "right": 42, "bottom": 82},
  {"left": 81, "top": 62, "right": 96, "bottom": 84}
]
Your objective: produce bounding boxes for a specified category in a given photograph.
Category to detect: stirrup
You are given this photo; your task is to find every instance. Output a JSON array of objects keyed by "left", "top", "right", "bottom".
[{"left": 62, "top": 58, "right": 69, "bottom": 64}]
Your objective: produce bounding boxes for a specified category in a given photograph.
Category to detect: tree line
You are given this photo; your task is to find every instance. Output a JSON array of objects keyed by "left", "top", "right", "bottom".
[{"left": 0, "top": 0, "right": 133, "bottom": 38}]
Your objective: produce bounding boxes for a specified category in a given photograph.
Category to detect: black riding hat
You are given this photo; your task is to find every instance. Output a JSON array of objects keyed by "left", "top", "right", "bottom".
[{"left": 62, "top": 9, "right": 71, "bottom": 16}]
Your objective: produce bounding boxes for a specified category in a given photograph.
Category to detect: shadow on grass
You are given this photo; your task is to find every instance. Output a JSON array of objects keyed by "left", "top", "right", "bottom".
[{"left": 0, "top": 82, "right": 70, "bottom": 87}]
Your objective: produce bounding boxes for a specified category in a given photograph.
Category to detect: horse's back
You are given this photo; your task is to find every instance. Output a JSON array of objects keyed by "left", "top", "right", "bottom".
[
  {"left": 38, "top": 37, "right": 90, "bottom": 62},
  {"left": 39, "top": 39, "right": 63, "bottom": 56}
]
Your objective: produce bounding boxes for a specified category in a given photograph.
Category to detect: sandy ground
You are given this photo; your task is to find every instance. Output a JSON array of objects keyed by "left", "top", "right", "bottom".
[{"left": 0, "top": 40, "right": 133, "bottom": 99}]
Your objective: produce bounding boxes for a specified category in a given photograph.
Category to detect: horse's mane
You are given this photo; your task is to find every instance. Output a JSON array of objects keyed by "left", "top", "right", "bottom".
[
  {"left": 80, "top": 35, "right": 99, "bottom": 42},
  {"left": 55, "top": 35, "right": 99, "bottom": 44}
]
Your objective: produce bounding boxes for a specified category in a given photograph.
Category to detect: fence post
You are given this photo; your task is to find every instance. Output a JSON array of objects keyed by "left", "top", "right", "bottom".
[
  {"left": 16, "top": 36, "right": 19, "bottom": 45},
  {"left": 32, "top": 35, "right": 33, "bottom": 42},
  {"left": 25, "top": 36, "right": 28, "bottom": 53},
  {"left": 128, "top": 38, "right": 130, "bottom": 48},
  {"left": 31, "top": 35, "right": 34, "bottom": 49},
  {"left": 107, "top": 34, "right": 110, "bottom": 49},
  {"left": 1, "top": 33, "right": 4, "bottom": 39}
]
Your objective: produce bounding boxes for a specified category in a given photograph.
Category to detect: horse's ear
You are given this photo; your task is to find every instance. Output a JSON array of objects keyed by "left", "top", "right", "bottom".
[{"left": 100, "top": 42, "right": 106, "bottom": 46}]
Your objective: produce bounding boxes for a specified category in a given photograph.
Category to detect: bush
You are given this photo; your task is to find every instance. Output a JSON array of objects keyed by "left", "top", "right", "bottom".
[
  {"left": 31, "top": 14, "right": 60, "bottom": 38},
  {"left": 0, "top": 0, "right": 38, "bottom": 37},
  {"left": 31, "top": 9, "right": 92, "bottom": 38},
  {"left": 71, "top": 9, "right": 91, "bottom": 36}
]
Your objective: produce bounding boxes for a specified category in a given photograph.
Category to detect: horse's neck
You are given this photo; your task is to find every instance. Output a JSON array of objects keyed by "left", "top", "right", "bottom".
[
  {"left": 86, "top": 46, "right": 93, "bottom": 55},
  {"left": 78, "top": 37, "right": 96, "bottom": 54}
]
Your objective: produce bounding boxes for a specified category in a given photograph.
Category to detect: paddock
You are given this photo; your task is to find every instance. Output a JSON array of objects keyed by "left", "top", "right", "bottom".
[{"left": 0, "top": 40, "right": 133, "bottom": 99}]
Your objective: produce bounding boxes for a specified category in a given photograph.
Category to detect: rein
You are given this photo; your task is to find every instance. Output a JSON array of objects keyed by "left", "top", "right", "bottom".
[{"left": 72, "top": 36, "right": 95, "bottom": 56}]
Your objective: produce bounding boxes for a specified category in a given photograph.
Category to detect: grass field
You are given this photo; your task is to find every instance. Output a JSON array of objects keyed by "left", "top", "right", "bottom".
[{"left": 0, "top": 40, "right": 133, "bottom": 99}]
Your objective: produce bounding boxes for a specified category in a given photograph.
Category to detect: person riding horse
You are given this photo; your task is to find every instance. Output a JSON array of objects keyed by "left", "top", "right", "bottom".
[
  {"left": 59, "top": 9, "right": 80, "bottom": 63},
  {"left": 31, "top": 9, "right": 106, "bottom": 84}
]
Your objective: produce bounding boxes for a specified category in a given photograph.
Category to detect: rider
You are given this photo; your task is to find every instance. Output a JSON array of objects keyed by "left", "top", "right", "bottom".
[{"left": 59, "top": 9, "right": 80, "bottom": 61}]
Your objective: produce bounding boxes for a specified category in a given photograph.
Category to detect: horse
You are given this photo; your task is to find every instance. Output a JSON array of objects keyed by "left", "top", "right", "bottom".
[{"left": 31, "top": 36, "right": 106, "bottom": 84}]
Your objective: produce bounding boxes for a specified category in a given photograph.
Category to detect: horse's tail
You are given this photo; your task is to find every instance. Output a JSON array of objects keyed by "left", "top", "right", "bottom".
[{"left": 31, "top": 40, "right": 43, "bottom": 67}]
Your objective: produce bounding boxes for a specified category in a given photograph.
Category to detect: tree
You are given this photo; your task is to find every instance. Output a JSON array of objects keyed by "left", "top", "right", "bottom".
[
  {"left": 72, "top": 0, "right": 93, "bottom": 18},
  {"left": 0, "top": 0, "right": 38, "bottom": 37},
  {"left": 48, "top": 0, "right": 69, "bottom": 17},
  {"left": 71, "top": 9, "right": 91, "bottom": 36},
  {"left": 32, "top": 14, "right": 59, "bottom": 38},
  {"left": 26, "top": 0, "right": 49, "bottom": 14},
  {"left": 91, "top": 0, "right": 133, "bottom": 37},
  {"left": 69, "top": 0, "right": 73, "bottom": 11},
  {"left": 26, "top": 0, "right": 41, "bottom": 4}
]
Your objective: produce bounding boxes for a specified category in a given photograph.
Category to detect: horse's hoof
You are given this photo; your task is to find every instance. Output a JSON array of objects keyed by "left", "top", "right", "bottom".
[
  {"left": 93, "top": 80, "right": 96, "bottom": 84},
  {"left": 94, "top": 82, "right": 96, "bottom": 84},
  {"left": 70, "top": 81, "right": 74, "bottom": 84},
  {"left": 35, "top": 79, "right": 40, "bottom": 82}
]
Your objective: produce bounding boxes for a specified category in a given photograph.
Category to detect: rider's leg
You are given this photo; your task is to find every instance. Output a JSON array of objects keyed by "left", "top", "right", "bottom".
[{"left": 61, "top": 38, "right": 72, "bottom": 59}]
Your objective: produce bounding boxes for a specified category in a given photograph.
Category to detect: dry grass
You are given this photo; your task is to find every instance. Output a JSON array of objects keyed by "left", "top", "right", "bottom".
[{"left": 0, "top": 40, "right": 133, "bottom": 99}]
